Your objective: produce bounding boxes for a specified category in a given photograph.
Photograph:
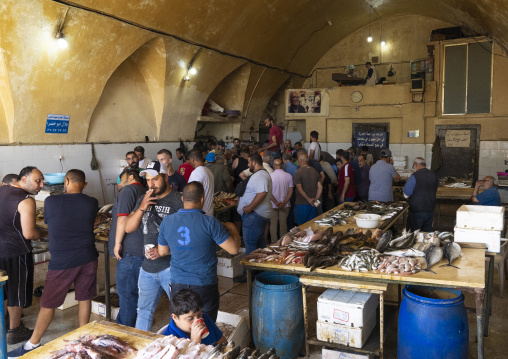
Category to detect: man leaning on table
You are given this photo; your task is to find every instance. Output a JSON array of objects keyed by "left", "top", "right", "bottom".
[{"left": 471, "top": 176, "right": 501, "bottom": 206}]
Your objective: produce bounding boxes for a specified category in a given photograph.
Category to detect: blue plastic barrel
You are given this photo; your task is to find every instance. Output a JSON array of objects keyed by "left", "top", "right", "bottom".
[
  {"left": 252, "top": 272, "right": 304, "bottom": 359},
  {"left": 398, "top": 285, "right": 469, "bottom": 359}
]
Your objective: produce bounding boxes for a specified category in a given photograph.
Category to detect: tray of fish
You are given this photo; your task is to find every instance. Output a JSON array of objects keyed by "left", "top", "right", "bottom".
[
  {"left": 135, "top": 335, "right": 214, "bottom": 359},
  {"left": 338, "top": 249, "right": 383, "bottom": 272},
  {"left": 343, "top": 201, "right": 405, "bottom": 215},
  {"left": 50, "top": 334, "right": 137, "bottom": 359},
  {"left": 208, "top": 343, "right": 279, "bottom": 359}
]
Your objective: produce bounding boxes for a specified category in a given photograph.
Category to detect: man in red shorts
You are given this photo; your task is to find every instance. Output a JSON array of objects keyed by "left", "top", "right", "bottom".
[{"left": 8, "top": 169, "right": 99, "bottom": 357}]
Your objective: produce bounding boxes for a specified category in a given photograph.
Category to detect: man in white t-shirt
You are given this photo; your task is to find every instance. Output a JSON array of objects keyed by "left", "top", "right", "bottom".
[
  {"left": 188, "top": 149, "right": 214, "bottom": 216},
  {"left": 308, "top": 131, "right": 321, "bottom": 161}
]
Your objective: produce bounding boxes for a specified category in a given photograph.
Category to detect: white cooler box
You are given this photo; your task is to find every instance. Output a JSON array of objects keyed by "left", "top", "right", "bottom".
[
  {"left": 322, "top": 348, "right": 373, "bottom": 359},
  {"left": 317, "top": 289, "right": 378, "bottom": 327},
  {"left": 454, "top": 226, "right": 501, "bottom": 253},
  {"left": 316, "top": 310, "right": 376, "bottom": 348},
  {"left": 456, "top": 205, "right": 504, "bottom": 231}
]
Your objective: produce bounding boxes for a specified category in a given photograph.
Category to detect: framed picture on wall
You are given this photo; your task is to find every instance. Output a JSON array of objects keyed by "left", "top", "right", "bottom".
[{"left": 285, "top": 89, "right": 328, "bottom": 117}]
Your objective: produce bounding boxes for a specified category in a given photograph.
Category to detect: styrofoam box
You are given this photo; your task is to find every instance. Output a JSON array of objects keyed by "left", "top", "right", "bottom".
[
  {"left": 217, "top": 248, "right": 245, "bottom": 278},
  {"left": 456, "top": 205, "right": 505, "bottom": 231},
  {"left": 316, "top": 309, "right": 376, "bottom": 348},
  {"left": 91, "top": 299, "right": 120, "bottom": 320},
  {"left": 57, "top": 291, "right": 79, "bottom": 310},
  {"left": 454, "top": 226, "right": 501, "bottom": 253},
  {"left": 392, "top": 156, "right": 407, "bottom": 161},
  {"left": 317, "top": 289, "right": 378, "bottom": 327},
  {"left": 393, "top": 161, "right": 407, "bottom": 168},
  {"left": 322, "top": 348, "right": 373, "bottom": 359},
  {"left": 216, "top": 311, "right": 250, "bottom": 348}
]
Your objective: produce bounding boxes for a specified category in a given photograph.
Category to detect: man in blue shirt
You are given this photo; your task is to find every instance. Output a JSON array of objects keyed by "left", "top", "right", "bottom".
[
  {"left": 368, "top": 149, "right": 400, "bottom": 202},
  {"left": 164, "top": 289, "right": 226, "bottom": 346},
  {"left": 283, "top": 153, "right": 297, "bottom": 176},
  {"left": 472, "top": 176, "right": 501, "bottom": 206},
  {"left": 157, "top": 181, "right": 241, "bottom": 321}
]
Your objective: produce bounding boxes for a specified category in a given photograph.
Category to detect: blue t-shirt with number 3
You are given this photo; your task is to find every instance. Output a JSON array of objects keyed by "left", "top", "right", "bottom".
[{"left": 158, "top": 208, "right": 230, "bottom": 286}]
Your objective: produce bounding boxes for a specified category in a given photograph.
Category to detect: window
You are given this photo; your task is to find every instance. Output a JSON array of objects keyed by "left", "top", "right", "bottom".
[{"left": 443, "top": 41, "right": 492, "bottom": 114}]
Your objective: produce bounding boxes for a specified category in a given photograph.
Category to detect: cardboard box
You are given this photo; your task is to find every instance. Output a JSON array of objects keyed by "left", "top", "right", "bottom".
[
  {"left": 216, "top": 311, "right": 250, "bottom": 348},
  {"left": 454, "top": 226, "right": 501, "bottom": 253},
  {"left": 316, "top": 309, "right": 376, "bottom": 348},
  {"left": 317, "top": 289, "right": 378, "bottom": 327},
  {"left": 456, "top": 205, "right": 504, "bottom": 231},
  {"left": 322, "top": 348, "right": 373, "bottom": 359}
]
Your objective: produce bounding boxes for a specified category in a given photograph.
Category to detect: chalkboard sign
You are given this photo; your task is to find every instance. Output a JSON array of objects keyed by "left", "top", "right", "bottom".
[{"left": 354, "top": 131, "right": 387, "bottom": 148}]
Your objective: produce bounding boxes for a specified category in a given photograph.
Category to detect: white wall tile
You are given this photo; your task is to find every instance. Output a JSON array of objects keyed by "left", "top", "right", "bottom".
[
  {"left": 0, "top": 146, "right": 14, "bottom": 161},
  {"left": 12, "top": 146, "right": 34, "bottom": 160}
]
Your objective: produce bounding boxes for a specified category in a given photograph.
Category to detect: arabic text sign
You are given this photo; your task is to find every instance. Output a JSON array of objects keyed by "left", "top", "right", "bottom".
[
  {"left": 354, "top": 131, "right": 387, "bottom": 149},
  {"left": 445, "top": 130, "right": 470, "bottom": 148},
  {"left": 45, "top": 114, "right": 70, "bottom": 134}
]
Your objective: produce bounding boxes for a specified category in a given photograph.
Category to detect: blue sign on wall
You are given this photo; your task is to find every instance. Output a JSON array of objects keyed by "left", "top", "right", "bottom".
[
  {"left": 45, "top": 114, "right": 70, "bottom": 134},
  {"left": 354, "top": 131, "right": 387, "bottom": 148}
]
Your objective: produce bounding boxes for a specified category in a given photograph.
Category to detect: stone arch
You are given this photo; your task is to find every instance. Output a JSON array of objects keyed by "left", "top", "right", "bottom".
[{"left": 87, "top": 37, "right": 166, "bottom": 142}]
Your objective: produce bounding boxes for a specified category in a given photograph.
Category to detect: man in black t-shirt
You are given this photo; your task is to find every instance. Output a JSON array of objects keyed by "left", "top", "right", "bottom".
[
  {"left": 108, "top": 169, "right": 146, "bottom": 327},
  {"left": 0, "top": 166, "right": 46, "bottom": 346},
  {"left": 8, "top": 169, "right": 98, "bottom": 357},
  {"left": 125, "top": 161, "right": 183, "bottom": 331}
]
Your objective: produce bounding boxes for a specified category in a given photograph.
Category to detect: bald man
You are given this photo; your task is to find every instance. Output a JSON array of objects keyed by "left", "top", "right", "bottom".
[
  {"left": 269, "top": 159, "right": 294, "bottom": 243},
  {"left": 472, "top": 176, "right": 501, "bottom": 206},
  {"left": 293, "top": 152, "right": 323, "bottom": 225},
  {"left": 403, "top": 157, "right": 438, "bottom": 231}
]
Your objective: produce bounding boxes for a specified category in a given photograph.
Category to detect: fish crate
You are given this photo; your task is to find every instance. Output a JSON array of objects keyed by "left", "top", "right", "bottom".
[
  {"left": 322, "top": 348, "right": 373, "bottom": 359},
  {"left": 316, "top": 309, "right": 376, "bottom": 348},
  {"left": 217, "top": 248, "right": 245, "bottom": 278},
  {"left": 454, "top": 226, "right": 501, "bottom": 253},
  {"left": 317, "top": 289, "right": 378, "bottom": 327},
  {"left": 216, "top": 311, "right": 250, "bottom": 348},
  {"left": 455, "top": 205, "right": 504, "bottom": 231}
]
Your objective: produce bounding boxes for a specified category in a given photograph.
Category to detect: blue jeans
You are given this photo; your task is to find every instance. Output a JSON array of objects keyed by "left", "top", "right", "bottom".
[
  {"left": 135, "top": 266, "right": 171, "bottom": 331},
  {"left": 115, "top": 255, "right": 144, "bottom": 327},
  {"left": 407, "top": 211, "right": 434, "bottom": 232},
  {"left": 268, "top": 150, "right": 281, "bottom": 167},
  {"left": 242, "top": 212, "right": 270, "bottom": 255}
]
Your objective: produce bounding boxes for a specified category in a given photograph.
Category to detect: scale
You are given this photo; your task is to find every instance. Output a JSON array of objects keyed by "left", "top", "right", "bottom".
[{"left": 497, "top": 172, "right": 508, "bottom": 187}]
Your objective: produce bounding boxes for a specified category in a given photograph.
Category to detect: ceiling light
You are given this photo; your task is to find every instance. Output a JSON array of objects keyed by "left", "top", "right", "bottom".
[
  {"left": 381, "top": 41, "right": 386, "bottom": 47},
  {"left": 56, "top": 33, "right": 68, "bottom": 49},
  {"left": 367, "top": 36, "right": 373, "bottom": 43},
  {"left": 183, "top": 75, "right": 190, "bottom": 81},
  {"left": 367, "top": 5, "right": 372, "bottom": 43},
  {"left": 189, "top": 67, "right": 197, "bottom": 75}
]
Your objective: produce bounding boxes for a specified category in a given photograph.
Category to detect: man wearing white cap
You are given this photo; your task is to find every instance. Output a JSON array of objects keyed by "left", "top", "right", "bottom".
[{"left": 125, "top": 160, "right": 183, "bottom": 331}]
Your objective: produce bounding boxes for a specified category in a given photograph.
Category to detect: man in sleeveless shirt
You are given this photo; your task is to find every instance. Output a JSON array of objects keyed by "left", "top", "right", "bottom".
[{"left": 0, "top": 167, "right": 46, "bottom": 344}]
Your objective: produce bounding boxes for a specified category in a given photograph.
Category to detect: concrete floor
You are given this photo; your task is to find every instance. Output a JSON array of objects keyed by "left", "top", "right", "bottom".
[{"left": 6, "top": 264, "right": 508, "bottom": 359}]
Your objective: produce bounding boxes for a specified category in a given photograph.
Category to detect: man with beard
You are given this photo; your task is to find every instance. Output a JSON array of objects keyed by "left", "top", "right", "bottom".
[
  {"left": 258, "top": 116, "right": 283, "bottom": 165},
  {"left": 117, "top": 151, "right": 142, "bottom": 190},
  {"left": 157, "top": 149, "right": 186, "bottom": 192},
  {"left": 233, "top": 138, "right": 241, "bottom": 150},
  {"left": 288, "top": 91, "right": 306, "bottom": 113},
  {"left": 8, "top": 170, "right": 98, "bottom": 357},
  {"left": 0, "top": 167, "right": 46, "bottom": 344},
  {"left": 188, "top": 149, "right": 215, "bottom": 216},
  {"left": 134, "top": 146, "right": 152, "bottom": 170},
  {"left": 176, "top": 147, "right": 194, "bottom": 183},
  {"left": 125, "top": 161, "right": 183, "bottom": 331}
]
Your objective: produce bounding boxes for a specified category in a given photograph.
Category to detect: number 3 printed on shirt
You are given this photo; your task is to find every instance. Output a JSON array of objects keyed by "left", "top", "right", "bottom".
[{"left": 177, "top": 226, "right": 191, "bottom": 245}]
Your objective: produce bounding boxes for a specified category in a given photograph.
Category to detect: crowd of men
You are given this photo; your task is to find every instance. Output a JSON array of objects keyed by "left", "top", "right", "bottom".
[{"left": 1, "top": 116, "right": 502, "bottom": 356}]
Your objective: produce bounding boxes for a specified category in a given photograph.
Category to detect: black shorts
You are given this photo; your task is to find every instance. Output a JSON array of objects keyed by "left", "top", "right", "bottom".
[{"left": 0, "top": 253, "right": 34, "bottom": 307}]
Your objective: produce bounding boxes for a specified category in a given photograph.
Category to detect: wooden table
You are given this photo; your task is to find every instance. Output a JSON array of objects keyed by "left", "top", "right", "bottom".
[
  {"left": 241, "top": 202, "right": 487, "bottom": 359},
  {"left": 21, "top": 321, "right": 161, "bottom": 359},
  {"left": 1, "top": 270, "right": 7, "bottom": 359}
]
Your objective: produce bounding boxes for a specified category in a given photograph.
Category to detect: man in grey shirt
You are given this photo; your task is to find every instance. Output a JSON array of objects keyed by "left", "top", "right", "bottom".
[
  {"left": 235, "top": 153, "right": 272, "bottom": 282},
  {"left": 368, "top": 149, "right": 400, "bottom": 202}
]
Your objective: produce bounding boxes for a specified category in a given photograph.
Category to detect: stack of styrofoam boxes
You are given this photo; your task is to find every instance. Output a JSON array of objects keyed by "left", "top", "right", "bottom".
[
  {"left": 217, "top": 248, "right": 246, "bottom": 278},
  {"left": 316, "top": 289, "right": 378, "bottom": 349},
  {"left": 393, "top": 155, "right": 412, "bottom": 179},
  {"left": 454, "top": 205, "right": 504, "bottom": 253}
]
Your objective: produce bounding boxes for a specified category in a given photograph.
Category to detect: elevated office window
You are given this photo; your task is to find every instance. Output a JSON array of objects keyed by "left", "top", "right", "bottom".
[{"left": 443, "top": 41, "right": 492, "bottom": 114}]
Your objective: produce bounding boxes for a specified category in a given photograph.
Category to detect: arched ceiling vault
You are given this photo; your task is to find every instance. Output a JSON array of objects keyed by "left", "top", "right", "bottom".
[{"left": 69, "top": 0, "right": 508, "bottom": 76}]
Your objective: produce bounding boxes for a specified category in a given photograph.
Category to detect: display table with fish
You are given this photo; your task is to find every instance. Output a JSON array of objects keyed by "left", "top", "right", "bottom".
[
  {"left": 20, "top": 321, "right": 161, "bottom": 359},
  {"left": 242, "top": 248, "right": 487, "bottom": 358}
]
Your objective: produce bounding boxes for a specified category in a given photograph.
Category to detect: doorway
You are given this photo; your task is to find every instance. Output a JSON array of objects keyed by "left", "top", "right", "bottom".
[{"left": 435, "top": 125, "right": 480, "bottom": 182}]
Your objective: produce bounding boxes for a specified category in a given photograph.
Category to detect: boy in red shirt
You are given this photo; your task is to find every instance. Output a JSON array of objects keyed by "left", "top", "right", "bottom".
[{"left": 337, "top": 151, "right": 356, "bottom": 203}]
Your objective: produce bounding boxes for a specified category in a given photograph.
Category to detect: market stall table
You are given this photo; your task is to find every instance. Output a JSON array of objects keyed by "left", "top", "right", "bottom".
[
  {"left": 19, "top": 321, "right": 162, "bottom": 359},
  {"left": 1, "top": 270, "right": 7, "bottom": 359},
  {"left": 241, "top": 202, "right": 487, "bottom": 359}
]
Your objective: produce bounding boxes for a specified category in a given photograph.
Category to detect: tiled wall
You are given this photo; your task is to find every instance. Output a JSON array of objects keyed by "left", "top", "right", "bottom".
[{"left": 0, "top": 142, "right": 186, "bottom": 206}]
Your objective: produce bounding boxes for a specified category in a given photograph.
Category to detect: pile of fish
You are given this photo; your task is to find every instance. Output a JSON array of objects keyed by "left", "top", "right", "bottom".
[
  {"left": 314, "top": 210, "right": 355, "bottom": 226},
  {"left": 338, "top": 249, "right": 383, "bottom": 272},
  {"left": 244, "top": 246, "right": 307, "bottom": 264},
  {"left": 209, "top": 343, "right": 279, "bottom": 359},
  {"left": 343, "top": 201, "right": 405, "bottom": 215},
  {"left": 213, "top": 192, "right": 238, "bottom": 211},
  {"left": 375, "top": 229, "right": 454, "bottom": 253},
  {"left": 50, "top": 334, "right": 137, "bottom": 359},
  {"left": 377, "top": 256, "right": 422, "bottom": 275},
  {"left": 94, "top": 213, "right": 112, "bottom": 236},
  {"left": 134, "top": 335, "right": 213, "bottom": 359}
]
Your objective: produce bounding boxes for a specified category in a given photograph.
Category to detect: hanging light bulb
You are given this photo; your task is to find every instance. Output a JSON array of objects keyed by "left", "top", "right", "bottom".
[
  {"left": 367, "top": 36, "right": 373, "bottom": 43},
  {"left": 189, "top": 67, "right": 197, "bottom": 75},
  {"left": 381, "top": 40, "right": 386, "bottom": 47},
  {"left": 183, "top": 75, "right": 190, "bottom": 81},
  {"left": 367, "top": 6, "right": 372, "bottom": 43}
]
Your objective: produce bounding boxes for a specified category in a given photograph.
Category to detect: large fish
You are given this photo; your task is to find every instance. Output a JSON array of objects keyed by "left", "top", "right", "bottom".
[
  {"left": 423, "top": 245, "right": 443, "bottom": 274},
  {"left": 376, "top": 231, "right": 392, "bottom": 253},
  {"left": 440, "top": 242, "right": 461, "bottom": 269}
]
